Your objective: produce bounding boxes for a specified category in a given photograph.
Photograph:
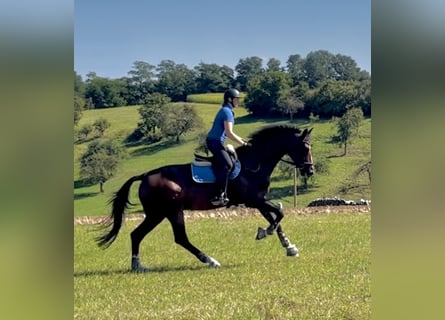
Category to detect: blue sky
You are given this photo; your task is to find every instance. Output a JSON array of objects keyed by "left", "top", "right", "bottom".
[{"left": 75, "top": 0, "right": 370, "bottom": 79}]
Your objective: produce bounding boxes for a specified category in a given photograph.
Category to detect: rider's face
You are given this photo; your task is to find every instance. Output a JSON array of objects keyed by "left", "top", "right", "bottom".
[{"left": 231, "top": 97, "right": 240, "bottom": 107}]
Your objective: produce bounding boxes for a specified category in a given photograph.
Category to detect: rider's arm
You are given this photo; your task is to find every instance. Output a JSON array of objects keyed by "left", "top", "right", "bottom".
[{"left": 224, "top": 121, "right": 247, "bottom": 146}]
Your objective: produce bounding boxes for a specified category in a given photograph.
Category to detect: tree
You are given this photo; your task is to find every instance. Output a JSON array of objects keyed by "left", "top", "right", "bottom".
[
  {"left": 194, "top": 131, "right": 209, "bottom": 155},
  {"left": 303, "top": 50, "right": 336, "bottom": 88},
  {"left": 74, "top": 71, "right": 86, "bottom": 97},
  {"left": 311, "top": 79, "right": 358, "bottom": 117},
  {"left": 156, "top": 60, "right": 196, "bottom": 101},
  {"left": 74, "top": 95, "right": 85, "bottom": 126},
  {"left": 194, "top": 63, "right": 234, "bottom": 93},
  {"left": 93, "top": 117, "right": 110, "bottom": 137},
  {"left": 79, "top": 139, "right": 127, "bottom": 192},
  {"left": 84, "top": 74, "right": 126, "bottom": 108},
  {"left": 286, "top": 54, "right": 305, "bottom": 85},
  {"left": 302, "top": 50, "right": 366, "bottom": 88},
  {"left": 354, "top": 78, "right": 372, "bottom": 116},
  {"left": 335, "top": 107, "right": 364, "bottom": 156},
  {"left": 332, "top": 54, "right": 361, "bottom": 81},
  {"left": 266, "top": 58, "right": 282, "bottom": 72},
  {"left": 245, "top": 70, "right": 292, "bottom": 116},
  {"left": 138, "top": 93, "right": 171, "bottom": 141},
  {"left": 160, "top": 104, "right": 204, "bottom": 143},
  {"left": 276, "top": 88, "right": 305, "bottom": 120},
  {"left": 126, "top": 60, "right": 156, "bottom": 104},
  {"left": 235, "top": 56, "right": 264, "bottom": 91}
]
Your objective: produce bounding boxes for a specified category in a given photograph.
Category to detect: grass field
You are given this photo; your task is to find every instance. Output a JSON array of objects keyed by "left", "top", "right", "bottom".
[
  {"left": 74, "top": 212, "right": 371, "bottom": 319},
  {"left": 74, "top": 96, "right": 371, "bottom": 216},
  {"left": 187, "top": 92, "right": 246, "bottom": 104}
]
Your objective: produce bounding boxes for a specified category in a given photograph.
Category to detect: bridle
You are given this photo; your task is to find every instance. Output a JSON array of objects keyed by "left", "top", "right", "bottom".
[{"left": 279, "top": 141, "right": 313, "bottom": 169}]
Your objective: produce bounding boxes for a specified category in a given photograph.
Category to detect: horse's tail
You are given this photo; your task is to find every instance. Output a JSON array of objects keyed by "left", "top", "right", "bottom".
[{"left": 96, "top": 174, "right": 145, "bottom": 249}]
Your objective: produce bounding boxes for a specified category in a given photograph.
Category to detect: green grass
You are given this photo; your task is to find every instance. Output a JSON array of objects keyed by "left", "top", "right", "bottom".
[
  {"left": 74, "top": 212, "right": 371, "bottom": 319},
  {"left": 187, "top": 92, "right": 246, "bottom": 104},
  {"left": 74, "top": 95, "right": 371, "bottom": 216}
]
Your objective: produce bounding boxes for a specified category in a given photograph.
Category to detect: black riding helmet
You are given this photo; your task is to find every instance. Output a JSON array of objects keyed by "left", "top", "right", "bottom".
[{"left": 223, "top": 88, "right": 240, "bottom": 104}]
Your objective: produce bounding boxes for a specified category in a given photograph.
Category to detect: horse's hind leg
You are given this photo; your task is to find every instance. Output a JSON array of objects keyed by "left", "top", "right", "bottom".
[
  {"left": 130, "top": 213, "right": 165, "bottom": 272},
  {"left": 166, "top": 211, "right": 221, "bottom": 268}
]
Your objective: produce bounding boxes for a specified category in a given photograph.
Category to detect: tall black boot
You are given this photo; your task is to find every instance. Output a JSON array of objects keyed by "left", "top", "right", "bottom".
[{"left": 210, "top": 174, "right": 229, "bottom": 206}]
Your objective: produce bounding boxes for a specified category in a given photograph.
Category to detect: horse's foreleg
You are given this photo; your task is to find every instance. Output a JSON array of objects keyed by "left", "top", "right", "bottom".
[
  {"left": 167, "top": 211, "right": 220, "bottom": 268},
  {"left": 255, "top": 202, "right": 299, "bottom": 256},
  {"left": 255, "top": 200, "right": 284, "bottom": 239},
  {"left": 266, "top": 202, "right": 284, "bottom": 235},
  {"left": 276, "top": 225, "right": 299, "bottom": 257}
]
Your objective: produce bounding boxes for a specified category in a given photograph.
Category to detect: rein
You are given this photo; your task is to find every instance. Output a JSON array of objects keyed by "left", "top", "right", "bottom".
[
  {"left": 279, "top": 158, "right": 313, "bottom": 168},
  {"left": 245, "top": 158, "right": 298, "bottom": 173},
  {"left": 279, "top": 158, "right": 297, "bottom": 166}
]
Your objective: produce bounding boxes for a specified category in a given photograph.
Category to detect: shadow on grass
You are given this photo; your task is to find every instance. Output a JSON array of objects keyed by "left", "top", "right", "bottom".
[
  {"left": 130, "top": 139, "right": 178, "bottom": 157},
  {"left": 74, "top": 179, "right": 91, "bottom": 189},
  {"left": 327, "top": 153, "right": 345, "bottom": 159},
  {"left": 237, "top": 114, "right": 314, "bottom": 127},
  {"left": 268, "top": 184, "right": 319, "bottom": 199},
  {"left": 74, "top": 179, "right": 100, "bottom": 199},
  {"left": 74, "top": 263, "right": 241, "bottom": 277},
  {"left": 236, "top": 115, "right": 286, "bottom": 125},
  {"left": 74, "top": 192, "right": 100, "bottom": 200},
  {"left": 74, "top": 136, "right": 98, "bottom": 145}
]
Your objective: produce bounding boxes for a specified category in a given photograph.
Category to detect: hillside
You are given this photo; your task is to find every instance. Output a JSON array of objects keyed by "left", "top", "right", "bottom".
[{"left": 74, "top": 99, "right": 371, "bottom": 217}]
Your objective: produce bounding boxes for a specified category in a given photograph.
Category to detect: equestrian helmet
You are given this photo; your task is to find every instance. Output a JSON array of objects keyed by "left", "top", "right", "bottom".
[{"left": 224, "top": 88, "right": 240, "bottom": 103}]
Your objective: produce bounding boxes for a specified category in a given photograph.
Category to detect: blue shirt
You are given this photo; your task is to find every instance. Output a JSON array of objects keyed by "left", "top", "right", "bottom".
[{"left": 207, "top": 104, "right": 235, "bottom": 143}]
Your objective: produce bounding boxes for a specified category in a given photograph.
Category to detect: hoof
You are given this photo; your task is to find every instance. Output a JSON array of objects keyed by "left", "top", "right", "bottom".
[
  {"left": 131, "top": 257, "right": 149, "bottom": 273},
  {"left": 256, "top": 227, "right": 268, "bottom": 240},
  {"left": 207, "top": 257, "right": 221, "bottom": 268},
  {"left": 266, "top": 226, "right": 276, "bottom": 235},
  {"left": 132, "top": 266, "right": 150, "bottom": 273},
  {"left": 286, "top": 245, "right": 299, "bottom": 257}
]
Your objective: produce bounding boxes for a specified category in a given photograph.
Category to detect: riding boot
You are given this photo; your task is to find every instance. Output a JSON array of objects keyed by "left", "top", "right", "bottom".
[
  {"left": 210, "top": 173, "right": 229, "bottom": 206},
  {"left": 210, "top": 192, "right": 229, "bottom": 206}
]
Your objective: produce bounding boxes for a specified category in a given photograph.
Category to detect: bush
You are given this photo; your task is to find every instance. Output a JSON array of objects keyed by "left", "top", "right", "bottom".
[
  {"left": 78, "top": 123, "right": 94, "bottom": 141},
  {"left": 93, "top": 118, "right": 110, "bottom": 137},
  {"left": 79, "top": 138, "right": 127, "bottom": 192},
  {"left": 314, "top": 156, "right": 330, "bottom": 175}
]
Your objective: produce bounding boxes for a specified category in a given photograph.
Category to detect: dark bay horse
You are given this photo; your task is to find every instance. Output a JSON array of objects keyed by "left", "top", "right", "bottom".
[{"left": 97, "top": 125, "right": 314, "bottom": 272}]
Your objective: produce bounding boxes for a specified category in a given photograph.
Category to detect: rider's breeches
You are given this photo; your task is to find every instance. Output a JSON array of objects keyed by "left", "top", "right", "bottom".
[{"left": 206, "top": 139, "right": 233, "bottom": 192}]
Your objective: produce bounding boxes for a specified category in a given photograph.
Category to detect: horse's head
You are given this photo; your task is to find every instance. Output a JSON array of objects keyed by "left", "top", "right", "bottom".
[
  {"left": 287, "top": 128, "right": 314, "bottom": 177},
  {"left": 243, "top": 125, "right": 314, "bottom": 177}
]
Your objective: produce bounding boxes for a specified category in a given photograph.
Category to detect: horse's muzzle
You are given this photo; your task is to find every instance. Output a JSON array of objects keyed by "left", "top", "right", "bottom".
[{"left": 300, "top": 163, "right": 314, "bottom": 177}]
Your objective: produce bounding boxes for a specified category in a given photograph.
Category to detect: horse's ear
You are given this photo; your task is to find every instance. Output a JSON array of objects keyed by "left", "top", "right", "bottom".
[{"left": 301, "top": 128, "right": 312, "bottom": 142}]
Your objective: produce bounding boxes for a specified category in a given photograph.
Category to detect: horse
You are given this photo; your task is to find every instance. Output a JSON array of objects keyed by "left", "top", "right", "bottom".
[{"left": 96, "top": 125, "right": 314, "bottom": 272}]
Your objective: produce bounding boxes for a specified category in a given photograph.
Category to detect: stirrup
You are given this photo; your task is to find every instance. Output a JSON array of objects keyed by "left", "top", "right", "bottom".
[{"left": 210, "top": 193, "right": 229, "bottom": 206}]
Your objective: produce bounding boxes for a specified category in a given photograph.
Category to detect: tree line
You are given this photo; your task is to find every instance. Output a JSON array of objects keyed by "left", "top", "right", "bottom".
[{"left": 74, "top": 49, "right": 371, "bottom": 120}]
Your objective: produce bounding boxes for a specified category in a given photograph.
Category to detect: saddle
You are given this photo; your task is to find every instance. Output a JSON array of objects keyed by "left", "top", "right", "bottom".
[{"left": 191, "top": 144, "right": 241, "bottom": 183}]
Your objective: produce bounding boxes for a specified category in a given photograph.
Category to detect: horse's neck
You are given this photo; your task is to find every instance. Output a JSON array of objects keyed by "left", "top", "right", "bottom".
[
  {"left": 260, "top": 153, "right": 285, "bottom": 176},
  {"left": 242, "top": 147, "right": 285, "bottom": 176}
]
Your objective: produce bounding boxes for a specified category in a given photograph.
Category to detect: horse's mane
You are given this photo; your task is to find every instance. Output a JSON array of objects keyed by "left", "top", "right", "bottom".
[{"left": 248, "top": 124, "right": 302, "bottom": 143}]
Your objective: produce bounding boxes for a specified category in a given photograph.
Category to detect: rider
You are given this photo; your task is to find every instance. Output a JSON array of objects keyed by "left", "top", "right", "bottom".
[{"left": 206, "top": 88, "right": 248, "bottom": 206}]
